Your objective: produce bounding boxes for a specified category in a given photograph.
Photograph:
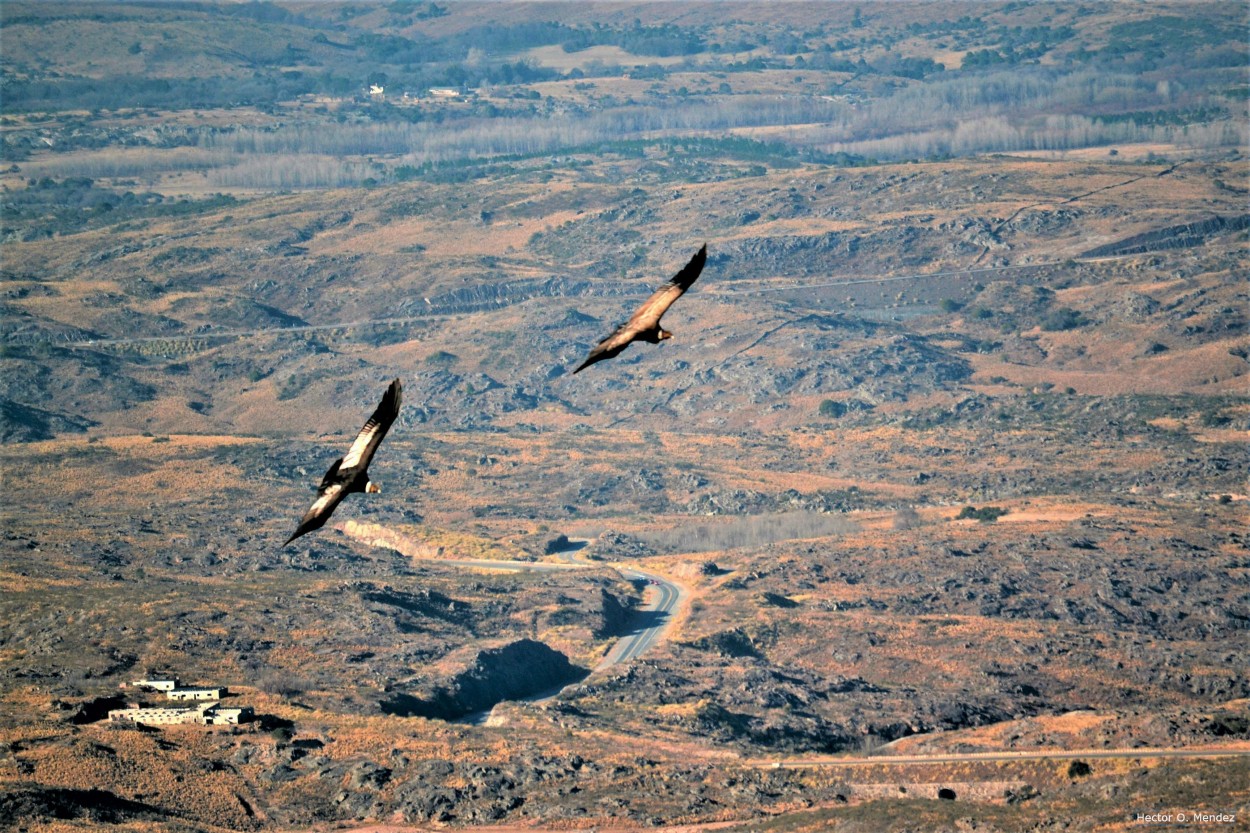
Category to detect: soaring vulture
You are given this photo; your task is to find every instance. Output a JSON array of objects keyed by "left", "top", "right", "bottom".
[
  {"left": 284, "top": 378, "right": 402, "bottom": 546},
  {"left": 572, "top": 244, "right": 707, "bottom": 374}
]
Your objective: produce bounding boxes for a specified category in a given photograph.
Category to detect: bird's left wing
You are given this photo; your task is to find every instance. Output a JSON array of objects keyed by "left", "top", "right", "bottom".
[
  {"left": 625, "top": 244, "right": 707, "bottom": 333},
  {"left": 304, "top": 483, "right": 345, "bottom": 522},
  {"left": 340, "top": 378, "right": 403, "bottom": 471},
  {"left": 284, "top": 483, "right": 346, "bottom": 545}
]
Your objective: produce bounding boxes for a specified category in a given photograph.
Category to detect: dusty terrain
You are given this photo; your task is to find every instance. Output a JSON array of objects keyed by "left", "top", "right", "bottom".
[{"left": 2, "top": 1, "right": 1248, "bottom": 831}]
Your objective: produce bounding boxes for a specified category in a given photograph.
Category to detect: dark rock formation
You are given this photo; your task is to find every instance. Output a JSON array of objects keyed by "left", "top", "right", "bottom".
[
  {"left": 686, "top": 628, "right": 762, "bottom": 659},
  {"left": 70, "top": 694, "right": 129, "bottom": 724},
  {"left": 0, "top": 399, "right": 95, "bottom": 442},
  {"left": 588, "top": 530, "right": 658, "bottom": 559},
  {"left": 1081, "top": 214, "right": 1250, "bottom": 258},
  {"left": 380, "top": 639, "right": 587, "bottom": 720},
  {"left": 596, "top": 587, "right": 636, "bottom": 638},
  {"left": 0, "top": 787, "right": 165, "bottom": 827}
]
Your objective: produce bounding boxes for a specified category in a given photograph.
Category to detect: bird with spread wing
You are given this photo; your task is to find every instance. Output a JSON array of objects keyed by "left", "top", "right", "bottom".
[
  {"left": 284, "top": 378, "right": 402, "bottom": 546},
  {"left": 572, "top": 244, "right": 707, "bottom": 374}
]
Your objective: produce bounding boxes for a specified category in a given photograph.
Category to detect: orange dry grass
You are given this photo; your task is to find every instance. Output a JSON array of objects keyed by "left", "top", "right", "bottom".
[
  {"left": 311, "top": 185, "right": 589, "bottom": 260},
  {"left": 964, "top": 348, "right": 1244, "bottom": 397},
  {"left": 14, "top": 278, "right": 123, "bottom": 308},
  {"left": 838, "top": 616, "right": 997, "bottom": 683},
  {"left": 0, "top": 571, "right": 88, "bottom": 594},
  {"left": 1, "top": 433, "right": 260, "bottom": 457},
  {"left": 4, "top": 722, "right": 262, "bottom": 829},
  {"left": 19, "top": 453, "right": 244, "bottom": 507}
]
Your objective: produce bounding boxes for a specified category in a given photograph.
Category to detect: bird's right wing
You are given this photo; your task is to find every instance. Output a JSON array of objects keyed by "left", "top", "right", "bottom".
[
  {"left": 340, "top": 379, "right": 403, "bottom": 471},
  {"left": 304, "top": 483, "right": 345, "bottom": 521}
]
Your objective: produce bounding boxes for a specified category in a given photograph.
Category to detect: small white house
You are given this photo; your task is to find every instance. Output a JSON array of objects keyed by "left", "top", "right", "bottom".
[
  {"left": 202, "top": 705, "right": 253, "bottom": 726},
  {"left": 109, "top": 701, "right": 253, "bottom": 727},
  {"left": 167, "top": 686, "right": 227, "bottom": 701},
  {"left": 369, "top": 84, "right": 385, "bottom": 97}
]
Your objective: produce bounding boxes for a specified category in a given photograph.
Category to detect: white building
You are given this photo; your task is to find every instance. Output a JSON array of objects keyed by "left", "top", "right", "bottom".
[
  {"left": 108, "top": 701, "right": 253, "bottom": 727},
  {"left": 109, "top": 705, "right": 197, "bottom": 726},
  {"left": 167, "top": 686, "right": 227, "bottom": 702},
  {"left": 202, "top": 705, "right": 252, "bottom": 725}
]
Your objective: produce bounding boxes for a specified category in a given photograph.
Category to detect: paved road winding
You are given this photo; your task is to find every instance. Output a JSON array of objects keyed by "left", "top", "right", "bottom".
[
  {"left": 435, "top": 542, "right": 686, "bottom": 724},
  {"left": 550, "top": 538, "right": 686, "bottom": 672},
  {"left": 340, "top": 525, "right": 686, "bottom": 679},
  {"left": 344, "top": 524, "right": 1247, "bottom": 767},
  {"left": 592, "top": 566, "right": 684, "bottom": 672}
]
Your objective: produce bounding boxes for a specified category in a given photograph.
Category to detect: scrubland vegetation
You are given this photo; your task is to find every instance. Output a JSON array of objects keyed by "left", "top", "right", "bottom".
[
  {"left": 1, "top": 1, "right": 1248, "bottom": 831},
  {"left": 3, "top": 1, "right": 1246, "bottom": 190}
]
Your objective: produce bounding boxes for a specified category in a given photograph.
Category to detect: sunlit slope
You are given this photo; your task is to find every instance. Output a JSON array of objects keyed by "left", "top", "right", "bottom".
[{"left": 3, "top": 153, "right": 1245, "bottom": 444}]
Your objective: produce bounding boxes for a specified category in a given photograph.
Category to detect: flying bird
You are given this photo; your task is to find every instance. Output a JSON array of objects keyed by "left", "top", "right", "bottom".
[
  {"left": 284, "top": 378, "right": 402, "bottom": 546},
  {"left": 572, "top": 244, "right": 708, "bottom": 374}
]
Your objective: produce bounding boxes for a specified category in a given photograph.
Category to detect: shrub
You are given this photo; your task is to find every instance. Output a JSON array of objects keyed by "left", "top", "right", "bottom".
[
  {"left": 1201, "top": 409, "right": 1231, "bottom": 427},
  {"left": 1210, "top": 713, "right": 1249, "bottom": 735},
  {"left": 955, "top": 505, "right": 1008, "bottom": 522},
  {"left": 426, "top": 350, "right": 457, "bottom": 365},
  {"left": 892, "top": 506, "right": 923, "bottom": 530},
  {"left": 819, "top": 399, "right": 847, "bottom": 418},
  {"left": 819, "top": 399, "right": 873, "bottom": 418},
  {"left": 276, "top": 374, "right": 311, "bottom": 401},
  {"left": 1041, "top": 307, "right": 1087, "bottom": 331}
]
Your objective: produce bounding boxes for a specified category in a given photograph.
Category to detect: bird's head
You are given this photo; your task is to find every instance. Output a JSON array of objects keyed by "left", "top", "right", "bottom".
[
  {"left": 366, "top": 481, "right": 382, "bottom": 494},
  {"left": 658, "top": 328, "right": 673, "bottom": 341}
]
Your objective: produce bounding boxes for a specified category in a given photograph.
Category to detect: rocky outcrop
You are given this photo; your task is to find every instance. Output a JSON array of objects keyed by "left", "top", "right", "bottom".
[
  {"left": 70, "top": 694, "right": 129, "bottom": 724},
  {"left": 396, "top": 276, "right": 637, "bottom": 318},
  {"left": 1081, "top": 214, "right": 1250, "bottom": 258},
  {"left": 686, "top": 628, "right": 762, "bottom": 658},
  {"left": 0, "top": 399, "right": 95, "bottom": 442},
  {"left": 0, "top": 787, "right": 167, "bottom": 828},
  {"left": 596, "top": 587, "right": 635, "bottom": 638},
  {"left": 586, "top": 530, "right": 657, "bottom": 560},
  {"left": 379, "top": 639, "right": 586, "bottom": 720}
]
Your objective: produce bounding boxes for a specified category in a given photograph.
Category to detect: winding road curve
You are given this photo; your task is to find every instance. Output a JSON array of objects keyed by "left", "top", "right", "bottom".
[
  {"left": 342, "top": 525, "right": 1248, "bottom": 771},
  {"left": 591, "top": 566, "right": 685, "bottom": 672},
  {"left": 339, "top": 524, "right": 687, "bottom": 678}
]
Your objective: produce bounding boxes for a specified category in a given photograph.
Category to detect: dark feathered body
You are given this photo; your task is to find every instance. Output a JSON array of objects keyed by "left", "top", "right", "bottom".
[
  {"left": 572, "top": 244, "right": 707, "bottom": 374},
  {"left": 284, "top": 378, "right": 402, "bottom": 546}
]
